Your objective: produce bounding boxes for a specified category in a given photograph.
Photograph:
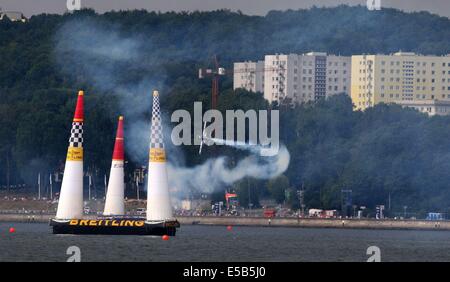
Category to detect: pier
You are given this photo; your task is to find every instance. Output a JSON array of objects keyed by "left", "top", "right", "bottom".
[{"left": 1, "top": 214, "right": 449, "bottom": 231}]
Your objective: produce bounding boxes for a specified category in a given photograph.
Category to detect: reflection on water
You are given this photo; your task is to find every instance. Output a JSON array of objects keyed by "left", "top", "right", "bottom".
[{"left": 1, "top": 222, "right": 450, "bottom": 262}]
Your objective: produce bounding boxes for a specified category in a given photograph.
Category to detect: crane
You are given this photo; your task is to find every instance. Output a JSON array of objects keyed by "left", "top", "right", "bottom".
[
  {"left": 198, "top": 55, "right": 226, "bottom": 110},
  {"left": 199, "top": 55, "right": 287, "bottom": 109}
]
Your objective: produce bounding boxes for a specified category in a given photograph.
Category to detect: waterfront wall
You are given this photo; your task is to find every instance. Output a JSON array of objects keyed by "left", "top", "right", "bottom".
[
  {"left": 177, "top": 216, "right": 450, "bottom": 231},
  {"left": 1, "top": 214, "right": 449, "bottom": 231}
]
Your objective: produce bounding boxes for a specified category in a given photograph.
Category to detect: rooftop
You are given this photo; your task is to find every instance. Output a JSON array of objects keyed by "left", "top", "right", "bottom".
[{"left": 0, "top": 11, "right": 27, "bottom": 22}]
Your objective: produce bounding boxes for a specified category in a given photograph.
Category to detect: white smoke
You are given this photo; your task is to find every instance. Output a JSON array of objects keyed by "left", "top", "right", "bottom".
[
  {"left": 54, "top": 17, "right": 161, "bottom": 164},
  {"left": 168, "top": 145, "right": 290, "bottom": 196},
  {"left": 54, "top": 17, "right": 291, "bottom": 198}
]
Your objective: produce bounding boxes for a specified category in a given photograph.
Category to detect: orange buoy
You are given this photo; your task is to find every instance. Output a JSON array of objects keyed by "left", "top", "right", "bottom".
[
  {"left": 162, "top": 235, "right": 169, "bottom": 241},
  {"left": 227, "top": 225, "right": 232, "bottom": 231},
  {"left": 9, "top": 227, "right": 15, "bottom": 233}
]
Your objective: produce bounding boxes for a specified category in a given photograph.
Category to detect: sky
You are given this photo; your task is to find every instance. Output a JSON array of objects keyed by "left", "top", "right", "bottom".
[{"left": 0, "top": 0, "right": 449, "bottom": 18}]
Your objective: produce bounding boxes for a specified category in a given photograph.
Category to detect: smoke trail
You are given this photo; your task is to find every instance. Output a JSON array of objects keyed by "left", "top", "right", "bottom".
[
  {"left": 54, "top": 17, "right": 162, "bottom": 164},
  {"left": 168, "top": 145, "right": 290, "bottom": 197},
  {"left": 53, "top": 17, "right": 290, "bottom": 198},
  {"left": 208, "top": 137, "right": 279, "bottom": 156}
]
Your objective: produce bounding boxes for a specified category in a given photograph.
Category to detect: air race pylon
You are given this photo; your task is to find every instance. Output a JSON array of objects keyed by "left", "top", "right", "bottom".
[
  {"left": 103, "top": 116, "right": 125, "bottom": 216},
  {"left": 55, "top": 90, "right": 84, "bottom": 220},
  {"left": 146, "top": 90, "right": 175, "bottom": 222},
  {"left": 50, "top": 90, "right": 178, "bottom": 236}
]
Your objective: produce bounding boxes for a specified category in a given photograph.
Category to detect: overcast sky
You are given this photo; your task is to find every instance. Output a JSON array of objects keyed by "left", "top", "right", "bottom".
[{"left": 1, "top": 0, "right": 449, "bottom": 18}]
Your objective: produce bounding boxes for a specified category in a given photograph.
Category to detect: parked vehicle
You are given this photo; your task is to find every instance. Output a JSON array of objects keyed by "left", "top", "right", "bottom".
[{"left": 136, "top": 208, "right": 146, "bottom": 216}]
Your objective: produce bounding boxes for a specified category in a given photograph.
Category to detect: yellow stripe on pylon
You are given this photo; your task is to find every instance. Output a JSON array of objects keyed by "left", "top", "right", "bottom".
[
  {"left": 149, "top": 148, "right": 166, "bottom": 162},
  {"left": 66, "top": 147, "right": 83, "bottom": 161}
]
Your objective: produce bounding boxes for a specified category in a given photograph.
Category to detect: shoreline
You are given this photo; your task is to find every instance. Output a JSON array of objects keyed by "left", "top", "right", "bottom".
[{"left": 0, "top": 214, "right": 449, "bottom": 231}]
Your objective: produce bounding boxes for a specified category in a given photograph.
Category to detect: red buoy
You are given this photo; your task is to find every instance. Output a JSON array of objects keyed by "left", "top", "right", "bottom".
[
  {"left": 162, "top": 235, "right": 169, "bottom": 241},
  {"left": 227, "top": 225, "right": 233, "bottom": 231},
  {"left": 9, "top": 227, "right": 15, "bottom": 233}
]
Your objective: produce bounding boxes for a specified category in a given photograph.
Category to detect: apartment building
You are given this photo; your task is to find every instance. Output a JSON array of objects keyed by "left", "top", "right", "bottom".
[
  {"left": 264, "top": 52, "right": 351, "bottom": 104},
  {"left": 233, "top": 61, "right": 265, "bottom": 93},
  {"left": 351, "top": 52, "right": 450, "bottom": 115},
  {"left": 233, "top": 52, "right": 351, "bottom": 105}
]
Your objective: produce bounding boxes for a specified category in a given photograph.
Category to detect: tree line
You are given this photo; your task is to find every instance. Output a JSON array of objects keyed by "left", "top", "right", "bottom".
[{"left": 1, "top": 6, "right": 450, "bottom": 215}]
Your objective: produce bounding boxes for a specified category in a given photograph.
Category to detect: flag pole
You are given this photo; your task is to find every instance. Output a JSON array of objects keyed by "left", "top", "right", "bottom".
[
  {"left": 49, "top": 173, "right": 53, "bottom": 200},
  {"left": 38, "top": 173, "right": 41, "bottom": 200}
]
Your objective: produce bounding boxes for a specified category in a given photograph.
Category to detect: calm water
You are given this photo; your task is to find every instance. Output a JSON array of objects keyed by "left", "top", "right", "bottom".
[{"left": 1, "top": 222, "right": 450, "bottom": 262}]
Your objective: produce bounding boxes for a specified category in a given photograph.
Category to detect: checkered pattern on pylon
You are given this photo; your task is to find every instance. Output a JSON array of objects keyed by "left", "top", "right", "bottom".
[
  {"left": 150, "top": 94, "right": 164, "bottom": 149},
  {"left": 69, "top": 122, "right": 83, "bottom": 148}
]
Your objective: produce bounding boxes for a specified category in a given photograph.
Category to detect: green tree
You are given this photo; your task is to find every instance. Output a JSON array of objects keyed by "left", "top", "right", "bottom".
[{"left": 267, "top": 175, "right": 290, "bottom": 204}]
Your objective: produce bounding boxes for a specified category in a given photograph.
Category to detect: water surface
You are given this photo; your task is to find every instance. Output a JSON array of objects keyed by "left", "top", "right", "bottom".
[{"left": 1, "top": 222, "right": 449, "bottom": 262}]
